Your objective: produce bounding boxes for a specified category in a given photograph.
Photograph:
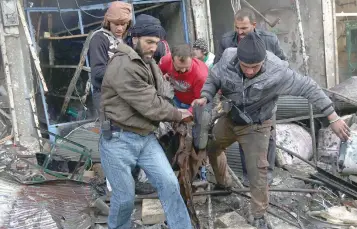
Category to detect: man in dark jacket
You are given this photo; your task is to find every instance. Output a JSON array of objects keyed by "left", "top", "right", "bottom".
[
  {"left": 214, "top": 8, "right": 286, "bottom": 186},
  {"left": 100, "top": 14, "right": 193, "bottom": 229},
  {"left": 192, "top": 32, "right": 350, "bottom": 229},
  {"left": 89, "top": 1, "right": 132, "bottom": 112}
]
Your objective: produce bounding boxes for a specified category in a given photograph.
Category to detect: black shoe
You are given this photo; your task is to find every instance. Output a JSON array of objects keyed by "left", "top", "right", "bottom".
[
  {"left": 135, "top": 181, "right": 156, "bottom": 195},
  {"left": 252, "top": 217, "right": 268, "bottom": 229}
]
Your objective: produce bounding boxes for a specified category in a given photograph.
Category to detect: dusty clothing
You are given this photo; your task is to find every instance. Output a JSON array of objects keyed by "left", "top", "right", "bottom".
[
  {"left": 214, "top": 29, "right": 287, "bottom": 64},
  {"left": 89, "top": 28, "right": 123, "bottom": 92},
  {"left": 101, "top": 43, "right": 181, "bottom": 136},
  {"left": 208, "top": 116, "right": 271, "bottom": 217},
  {"left": 202, "top": 49, "right": 335, "bottom": 123},
  {"left": 203, "top": 48, "right": 335, "bottom": 217}
]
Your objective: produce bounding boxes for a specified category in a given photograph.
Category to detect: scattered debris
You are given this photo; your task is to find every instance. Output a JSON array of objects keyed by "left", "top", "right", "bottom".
[{"left": 141, "top": 199, "right": 166, "bottom": 225}]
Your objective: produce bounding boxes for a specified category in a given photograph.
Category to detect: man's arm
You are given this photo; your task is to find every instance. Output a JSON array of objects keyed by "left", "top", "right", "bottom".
[
  {"left": 108, "top": 58, "right": 182, "bottom": 122},
  {"left": 273, "top": 35, "right": 287, "bottom": 61},
  {"left": 276, "top": 68, "right": 334, "bottom": 116},
  {"left": 200, "top": 66, "right": 221, "bottom": 103},
  {"left": 89, "top": 34, "right": 110, "bottom": 87}
]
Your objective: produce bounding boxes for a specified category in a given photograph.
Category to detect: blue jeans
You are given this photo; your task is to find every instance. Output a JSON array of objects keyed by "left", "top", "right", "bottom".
[
  {"left": 173, "top": 96, "right": 190, "bottom": 109},
  {"left": 99, "top": 130, "right": 192, "bottom": 229}
]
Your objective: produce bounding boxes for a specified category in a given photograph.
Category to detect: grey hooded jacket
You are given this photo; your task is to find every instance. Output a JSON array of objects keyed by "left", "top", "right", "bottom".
[{"left": 201, "top": 48, "right": 334, "bottom": 124}]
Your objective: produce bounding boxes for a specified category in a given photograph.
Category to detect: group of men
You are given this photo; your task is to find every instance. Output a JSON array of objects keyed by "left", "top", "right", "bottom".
[{"left": 88, "top": 2, "right": 350, "bottom": 229}]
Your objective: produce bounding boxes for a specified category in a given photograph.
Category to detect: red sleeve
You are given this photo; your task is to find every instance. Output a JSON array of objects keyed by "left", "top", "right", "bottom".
[
  {"left": 158, "top": 54, "right": 171, "bottom": 75},
  {"left": 192, "top": 62, "right": 208, "bottom": 100}
]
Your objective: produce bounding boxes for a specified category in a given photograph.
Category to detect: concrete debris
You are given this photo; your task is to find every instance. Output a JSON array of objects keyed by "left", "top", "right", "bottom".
[
  {"left": 276, "top": 124, "right": 312, "bottom": 165},
  {"left": 193, "top": 187, "right": 207, "bottom": 205},
  {"left": 141, "top": 199, "right": 165, "bottom": 225},
  {"left": 317, "top": 115, "right": 353, "bottom": 161},
  {"left": 215, "top": 211, "right": 248, "bottom": 228}
]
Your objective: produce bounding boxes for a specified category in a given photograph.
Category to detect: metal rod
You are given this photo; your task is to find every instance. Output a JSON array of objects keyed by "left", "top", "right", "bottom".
[
  {"left": 136, "top": 188, "right": 323, "bottom": 200},
  {"left": 276, "top": 114, "right": 325, "bottom": 124},
  {"left": 266, "top": 209, "right": 300, "bottom": 228},
  {"left": 181, "top": 0, "right": 190, "bottom": 43},
  {"left": 294, "top": 0, "right": 318, "bottom": 166},
  {"left": 54, "top": 3, "right": 167, "bottom": 35},
  {"left": 41, "top": 34, "right": 88, "bottom": 40},
  {"left": 17, "top": 0, "right": 48, "bottom": 92},
  {"left": 276, "top": 145, "right": 316, "bottom": 168},
  {"left": 24, "top": 0, "right": 180, "bottom": 12},
  {"left": 228, "top": 165, "right": 244, "bottom": 188},
  {"left": 291, "top": 175, "right": 324, "bottom": 185},
  {"left": 41, "top": 65, "right": 91, "bottom": 72}
]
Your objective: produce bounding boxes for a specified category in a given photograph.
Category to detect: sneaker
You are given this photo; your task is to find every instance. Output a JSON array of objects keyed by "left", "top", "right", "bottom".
[{"left": 252, "top": 217, "right": 268, "bottom": 229}]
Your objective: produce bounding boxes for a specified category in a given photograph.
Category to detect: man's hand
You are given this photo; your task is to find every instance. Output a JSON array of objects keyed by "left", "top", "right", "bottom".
[
  {"left": 328, "top": 112, "right": 350, "bottom": 141},
  {"left": 163, "top": 73, "right": 170, "bottom": 81},
  {"left": 178, "top": 109, "right": 193, "bottom": 123},
  {"left": 191, "top": 97, "right": 207, "bottom": 107}
]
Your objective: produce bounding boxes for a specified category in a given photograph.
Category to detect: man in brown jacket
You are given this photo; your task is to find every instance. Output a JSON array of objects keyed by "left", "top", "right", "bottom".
[{"left": 100, "top": 14, "right": 193, "bottom": 229}]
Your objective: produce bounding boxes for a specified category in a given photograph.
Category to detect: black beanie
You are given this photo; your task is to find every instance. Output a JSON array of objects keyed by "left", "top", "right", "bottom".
[
  {"left": 237, "top": 32, "right": 266, "bottom": 64},
  {"left": 129, "top": 14, "right": 166, "bottom": 39}
]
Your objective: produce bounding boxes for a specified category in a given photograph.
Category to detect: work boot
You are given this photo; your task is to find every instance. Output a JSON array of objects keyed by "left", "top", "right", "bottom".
[{"left": 252, "top": 217, "right": 268, "bottom": 229}]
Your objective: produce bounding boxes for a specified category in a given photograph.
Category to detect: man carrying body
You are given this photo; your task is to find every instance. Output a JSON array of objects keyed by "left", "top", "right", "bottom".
[
  {"left": 100, "top": 15, "right": 193, "bottom": 229},
  {"left": 193, "top": 38, "right": 215, "bottom": 68},
  {"left": 159, "top": 44, "right": 208, "bottom": 112},
  {"left": 214, "top": 8, "right": 286, "bottom": 185},
  {"left": 192, "top": 32, "right": 350, "bottom": 229}
]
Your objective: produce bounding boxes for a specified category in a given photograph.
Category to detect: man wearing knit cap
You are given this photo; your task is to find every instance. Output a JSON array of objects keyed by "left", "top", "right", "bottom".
[
  {"left": 192, "top": 32, "right": 350, "bottom": 229},
  {"left": 214, "top": 8, "right": 287, "bottom": 187},
  {"left": 193, "top": 38, "right": 215, "bottom": 69},
  {"left": 100, "top": 13, "right": 193, "bottom": 229},
  {"left": 89, "top": 1, "right": 132, "bottom": 112}
]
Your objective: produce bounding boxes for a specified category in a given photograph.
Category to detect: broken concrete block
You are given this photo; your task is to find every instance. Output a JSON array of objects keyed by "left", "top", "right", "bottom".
[
  {"left": 193, "top": 187, "right": 207, "bottom": 205},
  {"left": 217, "top": 225, "right": 256, "bottom": 229},
  {"left": 142, "top": 199, "right": 165, "bottom": 225},
  {"left": 215, "top": 211, "right": 247, "bottom": 228}
]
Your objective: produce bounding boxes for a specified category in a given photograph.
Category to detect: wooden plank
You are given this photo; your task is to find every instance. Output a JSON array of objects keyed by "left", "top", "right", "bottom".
[
  {"left": 16, "top": 0, "right": 48, "bottom": 92},
  {"left": 42, "top": 34, "right": 88, "bottom": 40},
  {"left": 322, "top": 0, "right": 338, "bottom": 88},
  {"left": 58, "top": 31, "right": 93, "bottom": 120},
  {"left": 336, "top": 13, "right": 357, "bottom": 17}
]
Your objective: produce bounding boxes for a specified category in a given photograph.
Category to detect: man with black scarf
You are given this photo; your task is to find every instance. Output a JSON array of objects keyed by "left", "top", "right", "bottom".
[{"left": 100, "top": 14, "right": 192, "bottom": 229}]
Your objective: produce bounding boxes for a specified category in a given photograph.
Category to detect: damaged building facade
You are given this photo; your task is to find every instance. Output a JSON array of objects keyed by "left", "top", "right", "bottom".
[{"left": 1, "top": 0, "right": 357, "bottom": 229}]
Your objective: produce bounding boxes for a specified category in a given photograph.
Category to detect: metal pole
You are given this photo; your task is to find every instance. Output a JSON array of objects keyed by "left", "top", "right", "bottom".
[
  {"left": 181, "top": 0, "right": 190, "bottom": 43},
  {"left": 294, "top": 0, "right": 317, "bottom": 165},
  {"left": 276, "top": 145, "right": 316, "bottom": 168}
]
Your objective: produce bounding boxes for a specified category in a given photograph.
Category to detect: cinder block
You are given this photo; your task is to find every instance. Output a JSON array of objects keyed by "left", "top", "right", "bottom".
[
  {"left": 142, "top": 199, "right": 165, "bottom": 225},
  {"left": 215, "top": 211, "right": 247, "bottom": 228}
]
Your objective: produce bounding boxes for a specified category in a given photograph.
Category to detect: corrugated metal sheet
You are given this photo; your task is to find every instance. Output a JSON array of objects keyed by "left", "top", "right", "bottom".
[
  {"left": 225, "top": 142, "right": 243, "bottom": 176},
  {"left": 54, "top": 122, "right": 100, "bottom": 162},
  {"left": 0, "top": 175, "right": 93, "bottom": 229},
  {"left": 276, "top": 96, "right": 320, "bottom": 120}
]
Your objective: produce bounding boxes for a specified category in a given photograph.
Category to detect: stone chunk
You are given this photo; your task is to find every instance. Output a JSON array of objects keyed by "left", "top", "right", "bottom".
[
  {"left": 142, "top": 199, "right": 165, "bottom": 225},
  {"left": 215, "top": 211, "right": 247, "bottom": 228}
]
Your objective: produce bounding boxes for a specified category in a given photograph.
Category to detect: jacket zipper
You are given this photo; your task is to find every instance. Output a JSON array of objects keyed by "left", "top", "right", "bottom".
[{"left": 242, "top": 77, "right": 246, "bottom": 112}]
